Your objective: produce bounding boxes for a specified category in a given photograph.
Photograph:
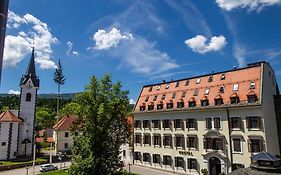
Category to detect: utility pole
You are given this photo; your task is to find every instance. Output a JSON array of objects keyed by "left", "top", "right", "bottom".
[{"left": 0, "top": 0, "right": 9, "bottom": 86}]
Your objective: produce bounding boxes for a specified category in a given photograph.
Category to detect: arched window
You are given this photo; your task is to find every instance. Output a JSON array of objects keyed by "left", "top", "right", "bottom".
[{"left": 26, "top": 93, "right": 31, "bottom": 101}]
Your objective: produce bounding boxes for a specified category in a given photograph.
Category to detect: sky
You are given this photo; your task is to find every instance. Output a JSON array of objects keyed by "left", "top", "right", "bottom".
[{"left": 2, "top": 0, "right": 281, "bottom": 103}]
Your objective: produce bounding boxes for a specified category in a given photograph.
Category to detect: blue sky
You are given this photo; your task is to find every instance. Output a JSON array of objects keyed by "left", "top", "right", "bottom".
[{"left": 2, "top": 0, "right": 281, "bottom": 103}]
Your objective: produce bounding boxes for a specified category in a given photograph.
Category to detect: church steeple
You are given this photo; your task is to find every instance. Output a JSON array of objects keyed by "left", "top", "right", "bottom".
[
  {"left": 26, "top": 47, "right": 36, "bottom": 77},
  {"left": 20, "top": 48, "right": 40, "bottom": 88}
]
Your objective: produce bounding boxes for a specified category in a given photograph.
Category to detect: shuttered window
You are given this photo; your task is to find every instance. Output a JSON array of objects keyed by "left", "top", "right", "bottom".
[{"left": 233, "top": 138, "right": 241, "bottom": 152}]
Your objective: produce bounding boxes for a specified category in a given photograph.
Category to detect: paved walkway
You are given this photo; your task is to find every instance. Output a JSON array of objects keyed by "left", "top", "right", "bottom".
[{"left": 124, "top": 164, "right": 175, "bottom": 175}]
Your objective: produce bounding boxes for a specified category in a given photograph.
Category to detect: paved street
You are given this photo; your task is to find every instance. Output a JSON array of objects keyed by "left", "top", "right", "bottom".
[{"left": 0, "top": 161, "right": 71, "bottom": 175}]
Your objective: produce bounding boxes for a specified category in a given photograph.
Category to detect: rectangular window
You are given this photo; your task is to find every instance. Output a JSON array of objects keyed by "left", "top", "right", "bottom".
[
  {"left": 143, "top": 153, "right": 150, "bottom": 162},
  {"left": 153, "top": 154, "right": 160, "bottom": 164},
  {"left": 134, "top": 120, "right": 141, "bottom": 129},
  {"left": 64, "top": 143, "right": 68, "bottom": 149},
  {"left": 175, "top": 81, "right": 180, "bottom": 87},
  {"left": 193, "top": 88, "right": 199, "bottom": 96},
  {"left": 65, "top": 132, "right": 69, "bottom": 138},
  {"left": 250, "top": 139, "right": 263, "bottom": 152},
  {"left": 249, "top": 81, "right": 255, "bottom": 89},
  {"left": 152, "top": 120, "right": 160, "bottom": 129},
  {"left": 164, "top": 136, "right": 171, "bottom": 147},
  {"left": 196, "top": 78, "right": 201, "bottom": 84},
  {"left": 182, "top": 91, "right": 186, "bottom": 97},
  {"left": 233, "top": 83, "right": 239, "bottom": 91},
  {"left": 175, "top": 136, "right": 183, "bottom": 148},
  {"left": 214, "top": 118, "right": 221, "bottom": 129},
  {"left": 186, "top": 119, "right": 197, "bottom": 129},
  {"left": 143, "top": 120, "right": 150, "bottom": 129},
  {"left": 175, "top": 157, "right": 184, "bottom": 168},
  {"left": 163, "top": 156, "right": 171, "bottom": 166},
  {"left": 233, "top": 138, "right": 241, "bottom": 152},
  {"left": 247, "top": 116, "right": 262, "bottom": 129},
  {"left": 187, "top": 137, "right": 197, "bottom": 149},
  {"left": 163, "top": 120, "right": 170, "bottom": 129},
  {"left": 148, "top": 104, "right": 154, "bottom": 110},
  {"left": 144, "top": 135, "right": 151, "bottom": 145},
  {"left": 135, "top": 135, "right": 141, "bottom": 143},
  {"left": 145, "top": 96, "right": 149, "bottom": 102},
  {"left": 153, "top": 135, "right": 161, "bottom": 146},
  {"left": 1, "top": 142, "right": 6, "bottom": 146},
  {"left": 187, "top": 158, "right": 197, "bottom": 170},
  {"left": 153, "top": 95, "right": 158, "bottom": 101},
  {"left": 172, "top": 92, "right": 176, "bottom": 99},
  {"left": 219, "top": 86, "right": 224, "bottom": 93},
  {"left": 189, "top": 101, "right": 196, "bottom": 107},
  {"left": 174, "top": 119, "right": 182, "bottom": 129},
  {"left": 205, "top": 118, "right": 212, "bottom": 129},
  {"left": 231, "top": 117, "right": 241, "bottom": 129},
  {"left": 123, "top": 150, "right": 126, "bottom": 157}
]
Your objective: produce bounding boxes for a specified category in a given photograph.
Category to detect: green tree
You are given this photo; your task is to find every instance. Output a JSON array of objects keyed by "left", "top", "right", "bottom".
[
  {"left": 69, "top": 74, "right": 130, "bottom": 175},
  {"left": 35, "top": 107, "right": 55, "bottom": 131},
  {"left": 59, "top": 102, "right": 81, "bottom": 116},
  {"left": 54, "top": 59, "right": 66, "bottom": 117}
]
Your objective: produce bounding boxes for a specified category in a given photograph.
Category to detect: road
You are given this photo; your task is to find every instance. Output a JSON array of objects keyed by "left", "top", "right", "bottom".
[
  {"left": 0, "top": 161, "right": 71, "bottom": 175},
  {"left": 0, "top": 162, "right": 174, "bottom": 175}
]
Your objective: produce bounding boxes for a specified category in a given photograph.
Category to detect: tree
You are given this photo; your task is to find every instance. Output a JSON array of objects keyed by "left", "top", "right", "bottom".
[
  {"left": 59, "top": 102, "right": 81, "bottom": 116},
  {"left": 69, "top": 74, "right": 130, "bottom": 175},
  {"left": 54, "top": 59, "right": 66, "bottom": 117},
  {"left": 35, "top": 107, "right": 54, "bottom": 131}
]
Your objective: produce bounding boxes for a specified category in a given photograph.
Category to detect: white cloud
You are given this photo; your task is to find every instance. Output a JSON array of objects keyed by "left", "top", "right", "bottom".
[
  {"left": 185, "top": 35, "right": 227, "bottom": 54},
  {"left": 93, "top": 28, "right": 133, "bottom": 50},
  {"left": 216, "top": 0, "right": 281, "bottom": 11},
  {"left": 129, "top": 99, "right": 135, "bottom": 105},
  {"left": 4, "top": 11, "right": 58, "bottom": 69},
  {"left": 90, "top": 28, "right": 178, "bottom": 75},
  {"left": 8, "top": 90, "right": 20, "bottom": 95},
  {"left": 66, "top": 41, "right": 79, "bottom": 56}
]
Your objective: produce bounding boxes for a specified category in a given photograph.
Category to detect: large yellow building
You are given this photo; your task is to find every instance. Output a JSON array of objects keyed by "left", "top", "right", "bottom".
[{"left": 132, "top": 61, "right": 281, "bottom": 175}]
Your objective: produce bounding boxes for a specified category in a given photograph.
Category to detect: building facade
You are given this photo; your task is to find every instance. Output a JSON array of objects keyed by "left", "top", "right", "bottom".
[{"left": 132, "top": 62, "right": 280, "bottom": 175}]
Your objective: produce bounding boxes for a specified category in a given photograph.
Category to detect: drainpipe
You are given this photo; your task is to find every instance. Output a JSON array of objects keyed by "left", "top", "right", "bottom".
[{"left": 226, "top": 107, "right": 233, "bottom": 172}]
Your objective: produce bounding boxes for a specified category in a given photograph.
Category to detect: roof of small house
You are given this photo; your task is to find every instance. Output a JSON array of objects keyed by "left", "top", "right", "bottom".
[
  {"left": 53, "top": 115, "right": 77, "bottom": 131},
  {"left": 252, "top": 151, "right": 280, "bottom": 162},
  {"left": 0, "top": 110, "right": 23, "bottom": 122}
]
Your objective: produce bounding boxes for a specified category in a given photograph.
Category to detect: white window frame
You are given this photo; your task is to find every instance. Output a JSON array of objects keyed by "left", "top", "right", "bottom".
[
  {"left": 205, "top": 88, "right": 210, "bottom": 95},
  {"left": 233, "top": 83, "right": 239, "bottom": 91},
  {"left": 230, "top": 116, "right": 241, "bottom": 130},
  {"left": 232, "top": 137, "right": 243, "bottom": 154},
  {"left": 249, "top": 81, "right": 255, "bottom": 89},
  {"left": 196, "top": 78, "right": 201, "bottom": 84},
  {"left": 204, "top": 116, "right": 223, "bottom": 130}
]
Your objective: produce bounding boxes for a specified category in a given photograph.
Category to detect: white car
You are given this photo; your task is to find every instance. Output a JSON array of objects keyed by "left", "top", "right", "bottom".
[{"left": 39, "top": 164, "right": 58, "bottom": 172}]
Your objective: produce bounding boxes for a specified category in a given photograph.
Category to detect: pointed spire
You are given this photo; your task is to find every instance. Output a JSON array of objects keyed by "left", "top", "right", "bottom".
[{"left": 26, "top": 47, "right": 36, "bottom": 77}]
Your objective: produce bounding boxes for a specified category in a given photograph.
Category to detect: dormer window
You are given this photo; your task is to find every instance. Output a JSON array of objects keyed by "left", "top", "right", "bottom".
[
  {"left": 145, "top": 96, "right": 149, "bottom": 102},
  {"left": 194, "top": 88, "right": 199, "bottom": 96},
  {"left": 233, "top": 83, "right": 239, "bottom": 91},
  {"left": 157, "top": 85, "right": 161, "bottom": 90},
  {"left": 182, "top": 91, "right": 186, "bottom": 98},
  {"left": 221, "top": 74, "right": 225, "bottom": 80},
  {"left": 172, "top": 92, "right": 176, "bottom": 99},
  {"left": 148, "top": 103, "right": 154, "bottom": 111},
  {"left": 157, "top": 101, "right": 163, "bottom": 110},
  {"left": 185, "top": 80, "right": 189, "bottom": 86},
  {"left": 175, "top": 81, "right": 180, "bottom": 87},
  {"left": 166, "top": 101, "right": 173, "bottom": 109},
  {"left": 26, "top": 93, "right": 32, "bottom": 101},
  {"left": 201, "top": 96, "right": 209, "bottom": 107},
  {"left": 208, "top": 76, "right": 213, "bottom": 82},
  {"left": 196, "top": 78, "right": 201, "bottom": 84},
  {"left": 161, "top": 94, "right": 166, "bottom": 100},
  {"left": 188, "top": 98, "right": 196, "bottom": 107},
  {"left": 177, "top": 99, "right": 184, "bottom": 108},
  {"left": 205, "top": 88, "right": 210, "bottom": 95},
  {"left": 139, "top": 104, "right": 146, "bottom": 111},
  {"left": 247, "top": 91, "right": 257, "bottom": 103},
  {"left": 219, "top": 86, "right": 224, "bottom": 93},
  {"left": 249, "top": 81, "right": 255, "bottom": 89},
  {"left": 149, "top": 86, "right": 153, "bottom": 92},
  {"left": 153, "top": 95, "right": 158, "bottom": 101},
  {"left": 230, "top": 93, "right": 239, "bottom": 104},
  {"left": 166, "top": 83, "right": 170, "bottom": 89},
  {"left": 214, "top": 95, "right": 223, "bottom": 106}
]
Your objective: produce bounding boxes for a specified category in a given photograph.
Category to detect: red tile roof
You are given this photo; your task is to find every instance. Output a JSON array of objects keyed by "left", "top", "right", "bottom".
[
  {"left": 134, "top": 64, "right": 262, "bottom": 112},
  {"left": 35, "top": 137, "right": 54, "bottom": 143},
  {"left": 53, "top": 115, "right": 77, "bottom": 131},
  {"left": 0, "top": 110, "right": 23, "bottom": 122}
]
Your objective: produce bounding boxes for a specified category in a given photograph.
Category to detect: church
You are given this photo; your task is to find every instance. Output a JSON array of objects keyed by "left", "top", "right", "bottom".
[{"left": 0, "top": 48, "right": 39, "bottom": 160}]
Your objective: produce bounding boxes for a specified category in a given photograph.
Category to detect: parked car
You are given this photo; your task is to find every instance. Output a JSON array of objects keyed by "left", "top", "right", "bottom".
[{"left": 39, "top": 164, "right": 58, "bottom": 172}]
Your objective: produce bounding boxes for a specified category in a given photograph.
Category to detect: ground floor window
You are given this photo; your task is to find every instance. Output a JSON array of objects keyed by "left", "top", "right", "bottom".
[
  {"left": 123, "top": 150, "right": 126, "bottom": 157},
  {"left": 64, "top": 143, "right": 68, "bottom": 149},
  {"left": 175, "top": 157, "right": 184, "bottom": 168},
  {"left": 163, "top": 155, "right": 172, "bottom": 166},
  {"left": 187, "top": 158, "right": 197, "bottom": 170},
  {"left": 153, "top": 154, "right": 160, "bottom": 164},
  {"left": 134, "top": 152, "right": 141, "bottom": 160},
  {"left": 143, "top": 153, "right": 150, "bottom": 163},
  {"left": 232, "top": 163, "right": 244, "bottom": 171},
  {"left": 233, "top": 138, "right": 242, "bottom": 153}
]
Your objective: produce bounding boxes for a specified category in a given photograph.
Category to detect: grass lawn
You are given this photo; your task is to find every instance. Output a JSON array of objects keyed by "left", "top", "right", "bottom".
[{"left": 0, "top": 158, "right": 47, "bottom": 166}]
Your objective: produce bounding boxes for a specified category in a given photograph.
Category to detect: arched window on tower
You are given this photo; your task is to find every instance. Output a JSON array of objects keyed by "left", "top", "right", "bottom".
[{"left": 26, "top": 93, "right": 31, "bottom": 101}]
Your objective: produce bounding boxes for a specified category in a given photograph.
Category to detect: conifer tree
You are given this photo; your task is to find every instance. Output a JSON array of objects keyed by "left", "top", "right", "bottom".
[
  {"left": 53, "top": 59, "right": 66, "bottom": 117},
  {"left": 69, "top": 74, "right": 130, "bottom": 175}
]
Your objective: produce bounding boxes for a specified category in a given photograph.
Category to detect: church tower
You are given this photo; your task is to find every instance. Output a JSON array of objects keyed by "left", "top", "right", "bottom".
[{"left": 17, "top": 48, "right": 39, "bottom": 157}]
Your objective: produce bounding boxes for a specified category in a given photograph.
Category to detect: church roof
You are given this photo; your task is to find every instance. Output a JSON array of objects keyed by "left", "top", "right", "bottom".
[
  {"left": 20, "top": 48, "right": 40, "bottom": 87},
  {"left": 53, "top": 115, "right": 77, "bottom": 131},
  {"left": 0, "top": 110, "right": 23, "bottom": 122}
]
